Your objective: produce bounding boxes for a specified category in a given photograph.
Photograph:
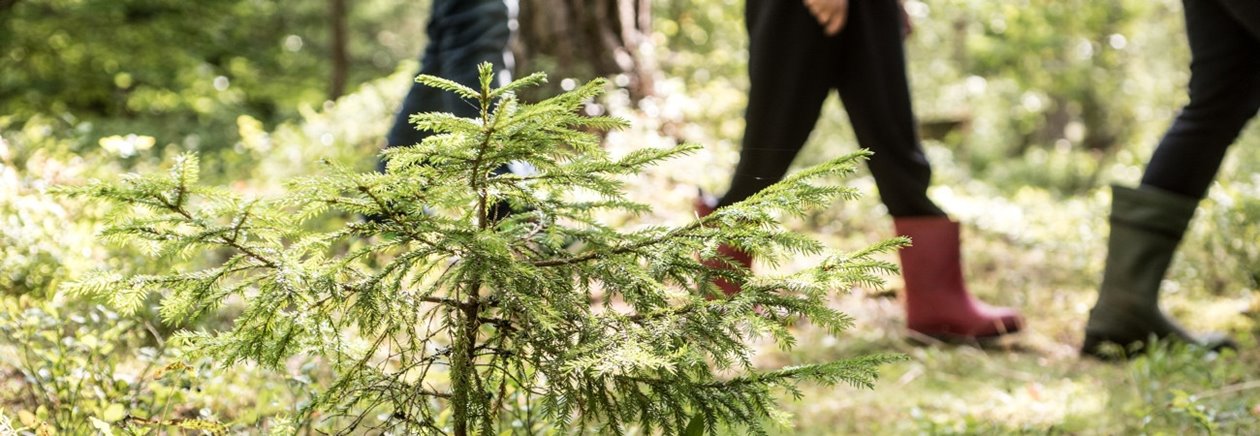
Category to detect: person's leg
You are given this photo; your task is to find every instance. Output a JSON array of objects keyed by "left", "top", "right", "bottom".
[
  {"left": 833, "top": 0, "right": 940, "bottom": 218},
  {"left": 379, "top": 0, "right": 516, "bottom": 219},
  {"left": 382, "top": 0, "right": 512, "bottom": 161},
  {"left": 1083, "top": 186, "right": 1236, "bottom": 358},
  {"left": 836, "top": 0, "right": 1021, "bottom": 339},
  {"left": 432, "top": 0, "right": 513, "bottom": 118},
  {"left": 1140, "top": 0, "right": 1260, "bottom": 199},
  {"left": 431, "top": 0, "right": 515, "bottom": 220},
  {"left": 699, "top": 0, "right": 835, "bottom": 296},
  {"left": 716, "top": 0, "right": 835, "bottom": 209},
  {"left": 385, "top": 40, "right": 445, "bottom": 151},
  {"left": 1084, "top": 0, "right": 1259, "bottom": 358},
  {"left": 1218, "top": 0, "right": 1260, "bottom": 39}
]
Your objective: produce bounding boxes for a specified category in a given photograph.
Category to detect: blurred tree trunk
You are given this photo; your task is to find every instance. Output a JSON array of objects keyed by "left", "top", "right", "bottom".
[
  {"left": 329, "top": 0, "right": 349, "bottom": 99},
  {"left": 516, "top": 0, "right": 654, "bottom": 100}
]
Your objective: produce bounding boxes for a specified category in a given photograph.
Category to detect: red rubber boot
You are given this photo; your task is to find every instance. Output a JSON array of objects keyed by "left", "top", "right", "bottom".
[
  {"left": 695, "top": 193, "right": 752, "bottom": 296},
  {"left": 894, "top": 217, "right": 1023, "bottom": 339}
]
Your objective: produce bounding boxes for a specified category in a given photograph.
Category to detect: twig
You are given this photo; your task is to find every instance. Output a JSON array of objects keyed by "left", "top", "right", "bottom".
[
  {"left": 532, "top": 220, "right": 703, "bottom": 267},
  {"left": 1195, "top": 380, "right": 1260, "bottom": 399}
]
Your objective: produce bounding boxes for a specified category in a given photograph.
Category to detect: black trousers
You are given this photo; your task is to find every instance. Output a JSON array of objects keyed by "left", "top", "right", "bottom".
[
  {"left": 378, "top": 0, "right": 513, "bottom": 219},
  {"left": 1141, "top": 0, "right": 1260, "bottom": 199},
  {"left": 719, "top": 0, "right": 943, "bottom": 217},
  {"left": 384, "top": 0, "right": 511, "bottom": 151}
]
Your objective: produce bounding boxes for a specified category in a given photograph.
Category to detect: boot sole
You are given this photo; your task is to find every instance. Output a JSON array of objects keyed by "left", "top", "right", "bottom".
[
  {"left": 1080, "top": 334, "right": 1137, "bottom": 361},
  {"left": 1081, "top": 333, "right": 1238, "bottom": 361}
]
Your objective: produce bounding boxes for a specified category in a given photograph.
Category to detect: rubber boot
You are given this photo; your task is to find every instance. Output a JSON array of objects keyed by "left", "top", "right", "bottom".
[
  {"left": 1081, "top": 185, "right": 1236, "bottom": 359},
  {"left": 695, "top": 192, "right": 753, "bottom": 296},
  {"left": 895, "top": 217, "right": 1024, "bottom": 339}
]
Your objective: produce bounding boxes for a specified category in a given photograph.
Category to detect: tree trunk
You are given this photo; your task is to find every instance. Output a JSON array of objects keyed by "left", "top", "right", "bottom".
[
  {"left": 329, "top": 0, "right": 349, "bottom": 99},
  {"left": 516, "top": 0, "right": 654, "bottom": 100}
]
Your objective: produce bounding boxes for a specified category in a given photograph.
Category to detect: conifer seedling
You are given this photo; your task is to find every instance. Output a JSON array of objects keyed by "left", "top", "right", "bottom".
[{"left": 66, "top": 63, "right": 906, "bottom": 435}]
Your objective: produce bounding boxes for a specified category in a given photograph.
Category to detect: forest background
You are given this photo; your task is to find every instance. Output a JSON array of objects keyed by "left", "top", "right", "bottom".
[{"left": 1, "top": 0, "right": 1259, "bottom": 433}]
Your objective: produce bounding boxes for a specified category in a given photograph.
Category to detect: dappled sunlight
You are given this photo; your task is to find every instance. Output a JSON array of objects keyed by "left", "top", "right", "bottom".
[{"left": 4, "top": 0, "right": 1259, "bottom": 432}]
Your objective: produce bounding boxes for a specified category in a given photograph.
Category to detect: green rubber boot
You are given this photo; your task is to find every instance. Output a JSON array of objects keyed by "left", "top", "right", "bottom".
[{"left": 1082, "top": 185, "right": 1236, "bottom": 359}]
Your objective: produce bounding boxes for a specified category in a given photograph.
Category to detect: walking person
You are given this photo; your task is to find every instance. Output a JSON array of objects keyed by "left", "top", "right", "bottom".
[
  {"left": 380, "top": 0, "right": 519, "bottom": 219},
  {"left": 385, "top": 0, "right": 513, "bottom": 153},
  {"left": 1082, "top": 0, "right": 1258, "bottom": 358},
  {"left": 698, "top": 0, "right": 1024, "bottom": 340}
]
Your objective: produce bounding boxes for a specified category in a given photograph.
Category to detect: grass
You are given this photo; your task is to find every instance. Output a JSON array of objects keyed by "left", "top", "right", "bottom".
[
  {"left": 758, "top": 206, "right": 1260, "bottom": 434},
  {"left": 764, "top": 170, "right": 1257, "bottom": 434},
  {"left": 603, "top": 86, "right": 1260, "bottom": 434}
]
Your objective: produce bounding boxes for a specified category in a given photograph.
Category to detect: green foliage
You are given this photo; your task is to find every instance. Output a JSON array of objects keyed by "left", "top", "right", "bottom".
[
  {"left": 0, "top": 292, "right": 315, "bottom": 434},
  {"left": 0, "top": 122, "right": 108, "bottom": 297},
  {"left": 1121, "top": 343, "right": 1256, "bottom": 434},
  {"left": 67, "top": 65, "right": 904, "bottom": 434},
  {"left": 0, "top": 0, "right": 427, "bottom": 160},
  {"left": 1195, "top": 176, "right": 1260, "bottom": 292},
  {"left": 903, "top": 0, "right": 1188, "bottom": 194},
  {"left": 5, "top": 0, "right": 1255, "bottom": 433},
  {"left": 0, "top": 65, "right": 414, "bottom": 430},
  {"left": 0, "top": 296, "right": 226, "bottom": 434}
]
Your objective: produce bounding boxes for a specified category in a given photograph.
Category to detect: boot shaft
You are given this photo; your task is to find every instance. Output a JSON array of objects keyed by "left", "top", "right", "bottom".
[
  {"left": 893, "top": 216, "right": 1025, "bottom": 337},
  {"left": 1109, "top": 185, "right": 1198, "bottom": 240},
  {"left": 1081, "top": 185, "right": 1233, "bottom": 356},
  {"left": 1097, "top": 185, "right": 1199, "bottom": 306},
  {"left": 894, "top": 216, "right": 964, "bottom": 296}
]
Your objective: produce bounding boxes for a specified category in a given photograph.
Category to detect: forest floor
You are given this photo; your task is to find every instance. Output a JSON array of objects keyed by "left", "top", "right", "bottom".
[
  {"left": 647, "top": 171, "right": 1260, "bottom": 434},
  {"left": 605, "top": 95, "right": 1260, "bottom": 434},
  {"left": 761, "top": 206, "right": 1260, "bottom": 435}
]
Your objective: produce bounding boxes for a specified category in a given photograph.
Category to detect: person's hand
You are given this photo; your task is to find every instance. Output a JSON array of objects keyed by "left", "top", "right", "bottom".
[{"left": 803, "top": 0, "right": 849, "bottom": 36}]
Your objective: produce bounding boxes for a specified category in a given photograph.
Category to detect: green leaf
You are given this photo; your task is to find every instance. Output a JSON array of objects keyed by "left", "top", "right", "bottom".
[
  {"left": 90, "top": 417, "right": 115, "bottom": 435},
  {"left": 102, "top": 403, "right": 126, "bottom": 422}
]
